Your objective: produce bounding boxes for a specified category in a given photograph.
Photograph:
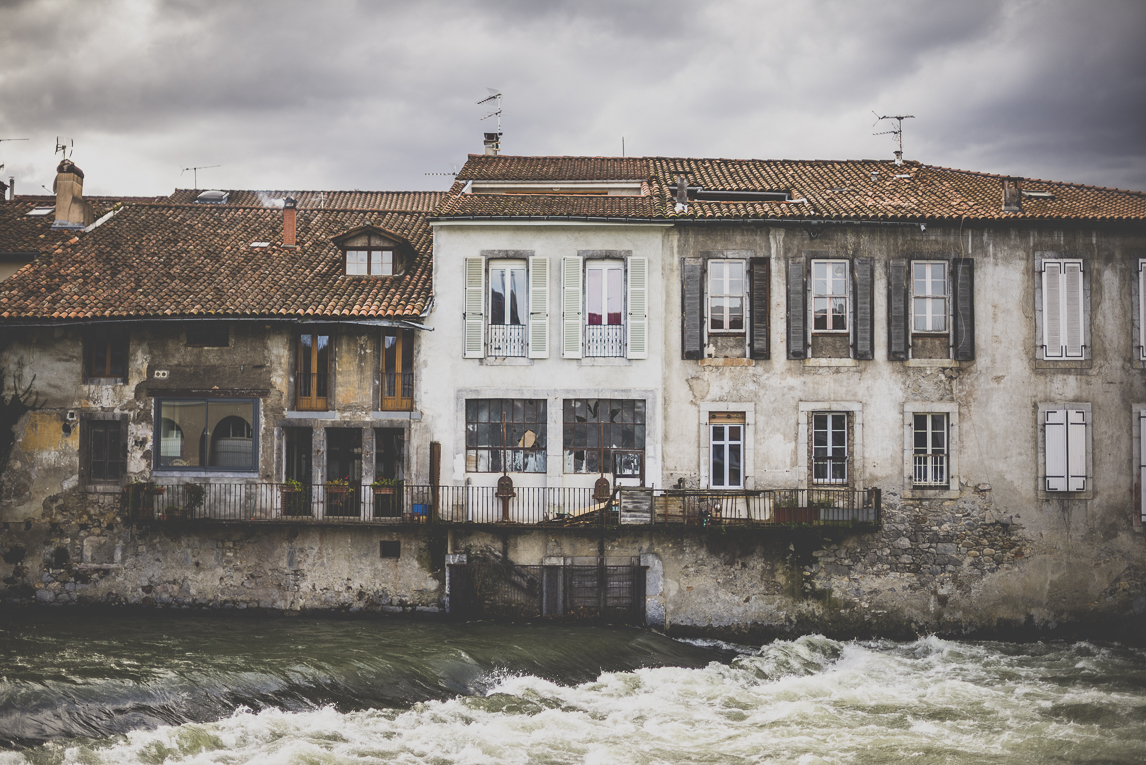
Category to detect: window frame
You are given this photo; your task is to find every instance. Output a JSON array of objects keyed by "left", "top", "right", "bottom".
[
  {"left": 83, "top": 329, "right": 129, "bottom": 384},
  {"left": 709, "top": 419, "right": 745, "bottom": 489},
  {"left": 706, "top": 258, "right": 746, "bottom": 335},
  {"left": 562, "top": 398, "right": 646, "bottom": 480},
  {"left": 902, "top": 403, "right": 959, "bottom": 498},
  {"left": 797, "top": 402, "right": 862, "bottom": 490},
  {"left": 380, "top": 328, "right": 414, "bottom": 411},
  {"left": 583, "top": 257, "right": 627, "bottom": 358},
  {"left": 296, "top": 332, "right": 332, "bottom": 411},
  {"left": 811, "top": 412, "right": 849, "bottom": 485},
  {"left": 911, "top": 260, "right": 949, "bottom": 334},
  {"left": 345, "top": 247, "right": 396, "bottom": 277},
  {"left": 810, "top": 259, "right": 850, "bottom": 334},
  {"left": 464, "top": 398, "right": 548, "bottom": 474},
  {"left": 79, "top": 413, "right": 128, "bottom": 491},
  {"left": 1035, "top": 255, "right": 1090, "bottom": 363},
  {"left": 153, "top": 397, "right": 260, "bottom": 473}
]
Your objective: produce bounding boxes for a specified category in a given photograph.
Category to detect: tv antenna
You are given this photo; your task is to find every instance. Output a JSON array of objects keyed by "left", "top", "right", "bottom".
[
  {"left": 55, "top": 137, "right": 74, "bottom": 161},
  {"left": 0, "top": 138, "right": 28, "bottom": 173},
  {"left": 872, "top": 113, "right": 914, "bottom": 165},
  {"left": 424, "top": 163, "right": 458, "bottom": 177},
  {"left": 180, "top": 164, "right": 221, "bottom": 188},
  {"left": 478, "top": 88, "right": 502, "bottom": 134}
]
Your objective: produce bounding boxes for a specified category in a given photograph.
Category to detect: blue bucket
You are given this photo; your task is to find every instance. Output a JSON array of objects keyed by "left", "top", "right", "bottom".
[{"left": 412, "top": 503, "right": 430, "bottom": 518}]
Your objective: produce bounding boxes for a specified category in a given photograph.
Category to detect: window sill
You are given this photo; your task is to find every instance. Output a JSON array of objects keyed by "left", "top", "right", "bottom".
[
  {"left": 285, "top": 410, "right": 337, "bottom": 419},
  {"left": 370, "top": 411, "right": 421, "bottom": 421},
  {"left": 700, "top": 358, "right": 754, "bottom": 367},
  {"left": 1036, "top": 489, "right": 1093, "bottom": 500},
  {"left": 804, "top": 358, "right": 859, "bottom": 367},
  {"left": 903, "top": 487, "right": 960, "bottom": 500},
  {"left": 1034, "top": 358, "right": 1092, "bottom": 370},
  {"left": 579, "top": 358, "right": 631, "bottom": 366},
  {"left": 904, "top": 358, "right": 961, "bottom": 368},
  {"left": 481, "top": 357, "right": 532, "bottom": 366}
]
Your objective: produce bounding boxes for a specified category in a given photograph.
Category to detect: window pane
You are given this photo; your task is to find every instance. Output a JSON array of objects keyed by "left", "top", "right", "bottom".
[
  {"left": 711, "top": 261, "right": 725, "bottom": 286},
  {"left": 381, "top": 250, "right": 393, "bottom": 275},
  {"left": 727, "top": 297, "right": 744, "bottom": 330},
  {"left": 712, "top": 442, "right": 726, "bottom": 487},
  {"left": 490, "top": 269, "right": 506, "bottom": 324},
  {"left": 157, "top": 400, "right": 206, "bottom": 468},
  {"left": 729, "top": 443, "right": 741, "bottom": 486},
  {"left": 587, "top": 269, "right": 603, "bottom": 325},
  {"left": 509, "top": 267, "right": 526, "bottom": 325},
  {"left": 607, "top": 268, "right": 622, "bottom": 325},
  {"left": 711, "top": 297, "right": 726, "bottom": 330},
  {"left": 832, "top": 298, "right": 847, "bottom": 330},
  {"left": 370, "top": 251, "right": 382, "bottom": 274}
]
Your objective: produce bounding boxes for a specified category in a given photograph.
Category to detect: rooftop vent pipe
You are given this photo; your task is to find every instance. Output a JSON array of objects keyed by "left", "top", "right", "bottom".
[
  {"left": 283, "top": 196, "right": 297, "bottom": 246},
  {"left": 1002, "top": 177, "right": 1023, "bottom": 213},
  {"left": 52, "top": 160, "right": 94, "bottom": 229}
]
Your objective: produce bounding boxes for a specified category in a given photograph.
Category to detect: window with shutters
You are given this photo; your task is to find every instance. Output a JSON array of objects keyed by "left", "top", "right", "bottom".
[
  {"left": 561, "top": 251, "right": 646, "bottom": 360},
  {"left": 1136, "top": 259, "right": 1146, "bottom": 362},
  {"left": 465, "top": 399, "right": 547, "bottom": 473},
  {"left": 1036, "top": 257, "right": 1088, "bottom": 361},
  {"left": 682, "top": 255, "right": 768, "bottom": 360},
  {"left": 902, "top": 403, "right": 959, "bottom": 498},
  {"left": 464, "top": 254, "right": 549, "bottom": 360},
  {"left": 913, "top": 262, "right": 948, "bottom": 333},
  {"left": 80, "top": 415, "right": 127, "bottom": 489},
  {"left": 83, "top": 329, "right": 129, "bottom": 384},
  {"left": 796, "top": 257, "right": 873, "bottom": 360},
  {"left": 888, "top": 258, "right": 974, "bottom": 362},
  {"left": 563, "top": 399, "right": 645, "bottom": 479},
  {"left": 1037, "top": 402, "right": 1091, "bottom": 497}
]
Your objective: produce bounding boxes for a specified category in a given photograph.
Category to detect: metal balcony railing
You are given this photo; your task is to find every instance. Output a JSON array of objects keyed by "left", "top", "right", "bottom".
[
  {"left": 913, "top": 453, "right": 948, "bottom": 487},
  {"left": 585, "top": 324, "right": 624, "bottom": 357},
  {"left": 123, "top": 483, "right": 880, "bottom": 529},
  {"left": 488, "top": 324, "right": 527, "bottom": 357}
]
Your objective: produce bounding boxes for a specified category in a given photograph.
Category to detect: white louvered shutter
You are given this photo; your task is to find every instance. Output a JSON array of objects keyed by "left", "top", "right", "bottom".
[
  {"left": 1067, "top": 409, "right": 1087, "bottom": 491},
  {"left": 1042, "top": 261, "right": 1063, "bottom": 358},
  {"left": 1140, "top": 412, "right": 1146, "bottom": 522},
  {"left": 463, "top": 257, "right": 485, "bottom": 359},
  {"left": 1063, "top": 262, "right": 1084, "bottom": 358},
  {"left": 626, "top": 256, "right": 648, "bottom": 359},
  {"left": 528, "top": 256, "right": 549, "bottom": 359},
  {"left": 1045, "top": 409, "right": 1068, "bottom": 491},
  {"left": 562, "top": 256, "right": 584, "bottom": 358},
  {"left": 1138, "top": 261, "right": 1146, "bottom": 360}
]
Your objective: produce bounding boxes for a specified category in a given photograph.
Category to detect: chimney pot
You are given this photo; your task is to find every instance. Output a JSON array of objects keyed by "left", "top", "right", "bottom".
[
  {"left": 283, "top": 196, "right": 297, "bottom": 246},
  {"left": 483, "top": 132, "right": 501, "bottom": 156},
  {"left": 1002, "top": 177, "right": 1023, "bottom": 213}
]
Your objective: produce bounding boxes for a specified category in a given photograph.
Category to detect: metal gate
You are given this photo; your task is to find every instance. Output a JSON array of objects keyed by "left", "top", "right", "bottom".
[{"left": 450, "top": 559, "right": 645, "bottom": 625}]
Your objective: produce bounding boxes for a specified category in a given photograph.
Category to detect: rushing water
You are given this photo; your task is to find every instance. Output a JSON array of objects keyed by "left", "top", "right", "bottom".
[{"left": 2, "top": 611, "right": 1146, "bottom": 764}]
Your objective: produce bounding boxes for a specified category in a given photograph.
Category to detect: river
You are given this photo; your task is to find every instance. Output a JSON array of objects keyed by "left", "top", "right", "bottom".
[{"left": 1, "top": 610, "right": 1145, "bottom": 764}]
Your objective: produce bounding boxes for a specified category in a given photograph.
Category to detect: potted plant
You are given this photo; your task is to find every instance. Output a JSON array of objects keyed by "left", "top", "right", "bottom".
[
  {"left": 281, "top": 478, "right": 310, "bottom": 517},
  {"left": 324, "top": 476, "right": 353, "bottom": 516},
  {"left": 371, "top": 477, "right": 401, "bottom": 518}
]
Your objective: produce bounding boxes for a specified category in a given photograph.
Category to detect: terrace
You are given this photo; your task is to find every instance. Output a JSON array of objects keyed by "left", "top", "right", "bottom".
[{"left": 122, "top": 482, "right": 881, "bottom": 528}]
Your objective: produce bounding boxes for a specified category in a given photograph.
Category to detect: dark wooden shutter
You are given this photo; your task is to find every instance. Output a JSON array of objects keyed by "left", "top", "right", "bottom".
[
  {"left": 952, "top": 258, "right": 975, "bottom": 361},
  {"left": 786, "top": 257, "right": 806, "bottom": 359},
  {"left": 749, "top": 257, "right": 770, "bottom": 360},
  {"left": 681, "top": 258, "right": 704, "bottom": 359},
  {"left": 887, "top": 259, "right": 908, "bottom": 360},
  {"left": 854, "top": 257, "right": 874, "bottom": 360}
]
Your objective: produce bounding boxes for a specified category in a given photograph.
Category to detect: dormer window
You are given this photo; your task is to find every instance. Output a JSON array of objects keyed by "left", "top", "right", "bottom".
[
  {"left": 347, "top": 248, "right": 394, "bottom": 276},
  {"left": 334, "top": 225, "right": 409, "bottom": 278}
]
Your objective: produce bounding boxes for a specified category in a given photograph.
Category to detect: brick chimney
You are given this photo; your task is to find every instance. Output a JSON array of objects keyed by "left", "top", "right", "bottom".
[
  {"left": 1002, "top": 177, "right": 1023, "bottom": 213},
  {"left": 283, "top": 196, "right": 297, "bottom": 246},
  {"left": 53, "top": 160, "right": 94, "bottom": 229}
]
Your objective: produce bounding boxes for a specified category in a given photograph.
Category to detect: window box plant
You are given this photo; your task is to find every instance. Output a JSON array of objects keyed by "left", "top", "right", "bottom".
[
  {"left": 281, "top": 478, "right": 310, "bottom": 517},
  {"left": 323, "top": 477, "right": 354, "bottom": 516},
  {"left": 371, "top": 477, "right": 402, "bottom": 518}
]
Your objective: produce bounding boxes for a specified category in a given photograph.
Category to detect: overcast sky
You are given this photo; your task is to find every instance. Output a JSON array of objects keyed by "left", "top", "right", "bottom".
[{"left": 1, "top": 0, "right": 1143, "bottom": 198}]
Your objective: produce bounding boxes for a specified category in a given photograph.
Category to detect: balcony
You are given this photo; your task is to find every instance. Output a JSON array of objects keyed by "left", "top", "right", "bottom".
[
  {"left": 585, "top": 324, "right": 624, "bottom": 357},
  {"left": 123, "top": 483, "right": 881, "bottom": 528},
  {"left": 488, "top": 324, "right": 527, "bottom": 357},
  {"left": 296, "top": 372, "right": 328, "bottom": 411},
  {"left": 380, "top": 372, "right": 414, "bottom": 411},
  {"left": 913, "top": 453, "right": 947, "bottom": 487}
]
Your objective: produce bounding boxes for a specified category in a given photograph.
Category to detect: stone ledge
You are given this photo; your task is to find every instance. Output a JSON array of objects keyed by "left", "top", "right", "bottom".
[{"left": 700, "top": 358, "right": 754, "bottom": 367}]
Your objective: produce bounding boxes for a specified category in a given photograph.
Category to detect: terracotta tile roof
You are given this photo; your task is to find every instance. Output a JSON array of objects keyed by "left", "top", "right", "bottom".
[
  {"left": 455, "top": 154, "right": 650, "bottom": 181},
  {"left": 436, "top": 155, "right": 1146, "bottom": 223},
  {"left": 0, "top": 196, "right": 436, "bottom": 322},
  {"left": 0, "top": 195, "right": 152, "bottom": 256},
  {"left": 166, "top": 189, "right": 446, "bottom": 212}
]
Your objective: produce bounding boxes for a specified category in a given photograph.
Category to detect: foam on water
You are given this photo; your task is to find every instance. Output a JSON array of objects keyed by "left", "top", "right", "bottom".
[{"left": 7, "top": 634, "right": 1145, "bottom": 765}]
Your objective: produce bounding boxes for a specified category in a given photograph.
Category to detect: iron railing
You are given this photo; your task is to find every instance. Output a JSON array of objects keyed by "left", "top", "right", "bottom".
[
  {"left": 913, "top": 454, "right": 947, "bottom": 487},
  {"left": 488, "top": 324, "right": 527, "bottom": 357},
  {"left": 123, "top": 483, "right": 880, "bottom": 528},
  {"left": 585, "top": 324, "right": 624, "bottom": 357}
]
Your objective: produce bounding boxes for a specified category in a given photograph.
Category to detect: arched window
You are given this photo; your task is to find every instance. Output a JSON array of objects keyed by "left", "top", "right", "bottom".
[{"left": 210, "top": 415, "right": 253, "bottom": 468}]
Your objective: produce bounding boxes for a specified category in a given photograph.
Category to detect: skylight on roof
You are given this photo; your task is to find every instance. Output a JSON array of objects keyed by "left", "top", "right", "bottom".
[
  {"left": 196, "top": 190, "right": 228, "bottom": 204},
  {"left": 250, "top": 241, "right": 270, "bottom": 248},
  {"left": 26, "top": 206, "right": 54, "bottom": 217}
]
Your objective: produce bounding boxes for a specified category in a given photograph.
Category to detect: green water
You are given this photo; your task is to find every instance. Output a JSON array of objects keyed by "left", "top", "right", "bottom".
[{"left": 2, "top": 609, "right": 1145, "bottom": 763}]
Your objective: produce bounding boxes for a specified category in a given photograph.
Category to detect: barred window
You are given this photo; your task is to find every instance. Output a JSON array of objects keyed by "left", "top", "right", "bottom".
[
  {"left": 465, "top": 399, "right": 547, "bottom": 473},
  {"left": 563, "top": 398, "right": 645, "bottom": 477}
]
